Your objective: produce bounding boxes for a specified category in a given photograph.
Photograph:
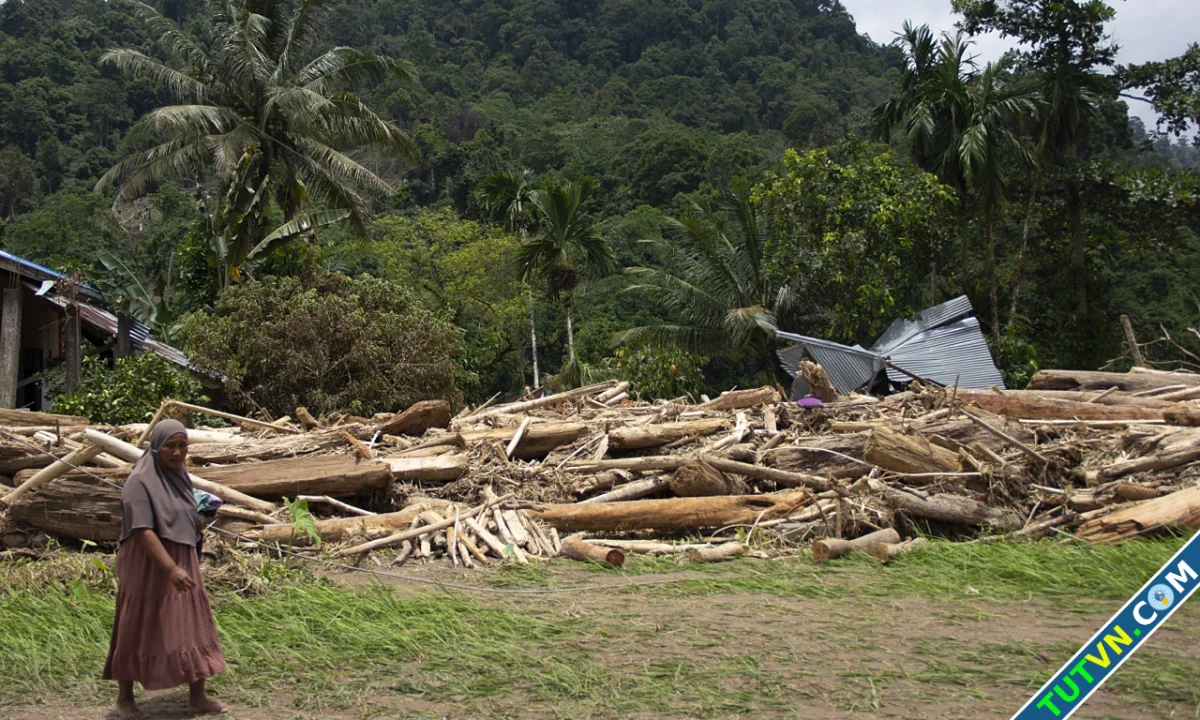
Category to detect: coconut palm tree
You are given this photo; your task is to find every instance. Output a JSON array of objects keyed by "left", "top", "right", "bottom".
[
  {"left": 518, "top": 177, "right": 615, "bottom": 388},
  {"left": 956, "top": 58, "right": 1038, "bottom": 342},
  {"left": 476, "top": 168, "right": 541, "bottom": 387},
  {"left": 97, "top": 0, "right": 418, "bottom": 283},
  {"left": 616, "top": 184, "right": 807, "bottom": 384}
]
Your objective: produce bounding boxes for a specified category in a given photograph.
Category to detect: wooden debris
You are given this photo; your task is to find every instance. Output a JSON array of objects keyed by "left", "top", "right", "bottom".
[
  {"left": 558, "top": 536, "right": 625, "bottom": 566},
  {"left": 527, "top": 489, "right": 808, "bottom": 533},
  {"left": 378, "top": 400, "right": 452, "bottom": 437},
  {"left": 811, "top": 528, "right": 902, "bottom": 563},
  {"left": 686, "top": 541, "right": 748, "bottom": 563},
  {"left": 867, "top": 537, "right": 929, "bottom": 564}
]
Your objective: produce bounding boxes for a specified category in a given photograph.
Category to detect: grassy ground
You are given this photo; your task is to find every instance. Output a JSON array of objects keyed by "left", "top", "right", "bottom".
[{"left": 2, "top": 536, "right": 1199, "bottom": 719}]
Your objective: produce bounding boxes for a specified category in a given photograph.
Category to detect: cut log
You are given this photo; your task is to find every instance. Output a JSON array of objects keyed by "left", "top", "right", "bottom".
[
  {"left": 527, "top": 489, "right": 809, "bottom": 533},
  {"left": 580, "top": 476, "right": 670, "bottom": 503},
  {"left": 458, "top": 381, "right": 616, "bottom": 423},
  {"left": 955, "top": 390, "right": 1164, "bottom": 422},
  {"left": 1084, "top": 443, "right": 1200, "bottom": 484},
  {"left": 0, "top": 408, "right": 90, "bottom": 427},
  {"left": 199, "top": 455, "right": 392, "bottom": 499},
  {"left": 82, "top": 429, "right": 277, "bottom": 514},
  {"left": 1028, "top": 370, "right": 1200, "bottom": 394},
  {"left": 244, "top": 507, "right": 440, "bottom": 545},
  {"left": 1076, "top": 485, "right": 1200, "bottom": 542},
  {"left": 1158, "top": 387, "right": 1200, "bottom": 403},
  {"left": 598, "top": 382, "right": 631, "bottom": 403},
  {"left": 460, "top": 422, "right": 588, "bottom": 459},
  {"left": 811, "top": 528, "right": 902, "bottom": 563},
  {"left": 1113, "top": 483, "right": 1162, "bottom": 502},
  {"left": 608, "top": 419, "right": 727, "bottom": 451},
  {"left": 296, "top": 406, "right": 320, "bottom": 430},
  {"left": 686, "top": 541, "right": 747, "bottom": 563},
  {"left": 558, "top": 536, "right": 625, "bottom": 566},
  {"left": 882, "top": 488, "right": 1021, "bottom": 530},
  {"left": 1164, "top": 405, "right": 1200, "bottom": 427},
  {"left": 699, "top": 387, "right": 780, "bottom": 412},
  {"left": 766, "top": 435, "right": 871, "bottom": 479},
  {"left": 669, "top": 461, "right": 748, "bottom": 497},
  {"left": 167, "top": 401, "right": 301, "bottom": 435},
  {"left": 185, "top": 429, "right": 356, "bottom": 465},
  {"left": 378, "top": 399, "right": 452, "bottom": 437},
  {"left": 6, "top": 475, "right": 122, "bottom": 542},
  {"left": 566, "top": 455, "right": 832, "bottom": 491},
  {"left": 1, "top": 444, "right": 104, "bottom": 507},
  {"left": 867, "top": 537, "right": 929, "bottom": 564},
  {"left": 382, "top": 454, "right": 468, "bottom": 483},
  {"left": 864, "top": 426, "right": 960, "bottom": 475}
]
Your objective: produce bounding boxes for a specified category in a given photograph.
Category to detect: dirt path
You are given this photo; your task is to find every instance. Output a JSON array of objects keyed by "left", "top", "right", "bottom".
[{"left": 7, "top": 565, "right": 1200, "bottom": 720}]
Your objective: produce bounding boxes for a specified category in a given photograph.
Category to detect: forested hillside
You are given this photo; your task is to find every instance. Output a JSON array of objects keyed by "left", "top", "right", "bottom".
[{"left": 1, "top": 0, "right": 1198, "bottom": 418}]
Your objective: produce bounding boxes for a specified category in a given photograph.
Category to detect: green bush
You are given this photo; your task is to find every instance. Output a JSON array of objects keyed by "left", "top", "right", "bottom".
[
  {"left": 52, "top": 353, "right": 210, "bottom": 425},
  {"left": 590, "top": 346, "right": 705, "bottom": 401},
  {"left": 183, "top": 272, "right": 465, "bottom": 417}
]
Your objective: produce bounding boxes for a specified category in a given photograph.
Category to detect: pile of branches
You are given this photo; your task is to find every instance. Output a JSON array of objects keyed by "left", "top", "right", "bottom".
[{"left": 2, "top": 367, "right": 1200, "bottom": 568}]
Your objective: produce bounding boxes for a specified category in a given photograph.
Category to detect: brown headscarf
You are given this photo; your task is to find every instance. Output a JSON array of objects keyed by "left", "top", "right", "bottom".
[{"left": 119, "top": 420, "right": 198, "bottom": 547}]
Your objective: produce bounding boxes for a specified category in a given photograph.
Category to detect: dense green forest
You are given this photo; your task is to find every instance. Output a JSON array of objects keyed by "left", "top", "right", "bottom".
[{"left": 0, "top": 0, "right": 1198, "bottom": 418}]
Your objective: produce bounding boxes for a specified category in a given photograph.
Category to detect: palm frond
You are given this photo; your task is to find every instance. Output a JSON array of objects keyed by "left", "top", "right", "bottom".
[
  {"left": 100, "top": 49, "right": 209, "bottom": 102},
  {"left": 247, "top": 208, "right": 351, "bottom": 260}
]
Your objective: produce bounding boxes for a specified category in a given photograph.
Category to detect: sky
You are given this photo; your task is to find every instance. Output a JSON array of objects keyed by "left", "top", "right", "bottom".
[{"left": 839, "top": 0, "right": 1199, "bottom": 136}]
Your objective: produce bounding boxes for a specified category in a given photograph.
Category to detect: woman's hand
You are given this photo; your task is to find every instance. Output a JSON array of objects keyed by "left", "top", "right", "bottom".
[{"left": 168, "top": 565, "right": 196, "bottom": 592}]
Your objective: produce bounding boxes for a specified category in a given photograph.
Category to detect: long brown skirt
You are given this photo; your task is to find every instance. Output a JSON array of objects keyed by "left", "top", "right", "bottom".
[{"left": 102, "top": 534, "right": 226, "bottom": 690}]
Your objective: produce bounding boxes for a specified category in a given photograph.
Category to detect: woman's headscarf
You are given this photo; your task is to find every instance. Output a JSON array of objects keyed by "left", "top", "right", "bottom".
[{"left": 119, "top": 419, "right": 198, "bottom": 546}]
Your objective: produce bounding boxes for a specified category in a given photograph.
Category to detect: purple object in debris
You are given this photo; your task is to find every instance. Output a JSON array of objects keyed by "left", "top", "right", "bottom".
[{"left": 798, "top": 397, "right": 825, "bottom": 408}]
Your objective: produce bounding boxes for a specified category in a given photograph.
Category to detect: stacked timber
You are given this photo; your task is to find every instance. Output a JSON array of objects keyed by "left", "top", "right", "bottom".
[{"left": 3, "top": 368, "right": 1200, "bottom": 567}]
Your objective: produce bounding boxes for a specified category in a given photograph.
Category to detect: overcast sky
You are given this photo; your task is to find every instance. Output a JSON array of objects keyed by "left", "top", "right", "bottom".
[{"left": 840, "top": 0, "right": 1199, "bottom": 135}]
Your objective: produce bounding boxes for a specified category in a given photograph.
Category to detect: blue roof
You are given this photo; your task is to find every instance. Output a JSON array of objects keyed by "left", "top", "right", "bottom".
[{"left": 0, "top": 249, "right": 104, "bottom": 300}]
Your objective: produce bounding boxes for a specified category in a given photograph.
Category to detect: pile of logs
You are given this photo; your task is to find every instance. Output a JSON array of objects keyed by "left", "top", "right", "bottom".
[{"left": 3, "top": 366, "right": 1200, "bottom": 567}]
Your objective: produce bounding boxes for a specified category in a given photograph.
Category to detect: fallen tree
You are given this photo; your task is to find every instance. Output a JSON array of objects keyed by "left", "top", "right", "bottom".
[{"left": 526, "top": 489, "right": 809, "bottom": 532}]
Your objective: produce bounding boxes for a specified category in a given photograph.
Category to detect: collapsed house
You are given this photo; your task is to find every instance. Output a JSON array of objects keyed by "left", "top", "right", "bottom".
[{"left": 777, "top": 295, "right": 1005, "bottom": 399}]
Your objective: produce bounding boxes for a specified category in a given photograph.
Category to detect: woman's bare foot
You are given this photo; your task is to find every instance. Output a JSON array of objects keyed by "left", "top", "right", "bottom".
[
  {"left": 116, "top": 698, "right": 149, "bottom": 720},
  {"left": 188, "top": 695, "right": 229, "bottom": 714}
]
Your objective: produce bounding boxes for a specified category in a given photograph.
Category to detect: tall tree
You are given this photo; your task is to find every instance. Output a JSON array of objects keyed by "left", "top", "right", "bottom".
[
  {"left": 956, "top": 58, "right": 1038, "bottom": 342},
  {"left": 1120, "top": 43, "right": 1200, "bottom": 147},
  {"left": 476, "top": 168, "right": 542, "bottom": 388},
  {"left": 955, "top": 0, "right": 1117, "bottom": 318},
  {"left": 97, "top": 0, "right": 419, "bottom": 283},
  {"left": 617, "top": 184, "right": 806, "bottom": 384},
  {"left": 519, "top": 177, "right": 615, "bottom": 388}
]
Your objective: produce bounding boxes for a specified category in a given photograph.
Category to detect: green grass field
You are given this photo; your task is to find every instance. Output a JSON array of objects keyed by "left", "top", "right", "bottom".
[{"left": 2, "top": 537, "right": 1198, "bottom": 719}]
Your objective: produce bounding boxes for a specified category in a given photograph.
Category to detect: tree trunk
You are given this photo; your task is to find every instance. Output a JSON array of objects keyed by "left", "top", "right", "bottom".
[
  {"left": 1076, "top": 484, "right": 1200, "bottom": 543},
  {"left": 566, "top": 306, "right": 576, "bottom": 365},
  {"left": 6, "top": 476, "right": 123, "bottom": 542},
  {"left": 377, "top": 400, "right": 451, "bottom": 437},
  {"left": 382, "top": 454, "right": 469, "bottom": 483},
  {"left": 954, "top": 389, "right": 1164, "bottom": 422},
  {"left": 196, "top": 455, "right": 393, "bottom": 499},
  {"left": 1027, "top": 370, "right": 1200, "bottom": 394},
  {"left": 1067, "top": 181, "right": 1088, "bottom": 316},
  {"left": 698, "top": 386, "right": 780, "bottom": 411},
  {"left": 882, "top": 487, "right": 1021, "bottom": 530},
  {"left": 1008, "top": 176, "right": 1040, "bottom": 328},
  {"left": 811, "top": 528, "right": 902, "bottom": 563},
  {"left": 528, "top": 285, "right": 540, "bottom": 388},
  {"left": 526, "top": 488, "right": 809, "bottom": 533},
  {"left": 986, "top": 207, "right": 1000, "bottom": 344},
  {"left": 864, "top": 425, "right": 961, "bottom": 476},
  {"left": 460, "top": 422, "right": 589, "bottom": 458},
  {"left": 608, "top": 419, "right": 727, "bottom": 451},
  {"left": 558, "top": 536, "right": 625, "bottom": 566}
]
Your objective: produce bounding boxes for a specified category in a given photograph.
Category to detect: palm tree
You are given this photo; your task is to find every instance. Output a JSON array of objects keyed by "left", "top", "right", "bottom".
[
  {"left": 616, "top": 185, "right": 806, "bottom": 384},
  {"left": 518, "top": 177, "right": 615, "bottom": 387},
  {"left": 476, "top": 169, "right": 541, "bottom": 388},
  {"left": 97, "top": 0, "right": 418, "bottom": 283},
  {"left": 874, "top": 26, "right": 1037, "bottom": 339},
  {"left": 956, "top": 59, "right": 1038, "bottom": 342}
]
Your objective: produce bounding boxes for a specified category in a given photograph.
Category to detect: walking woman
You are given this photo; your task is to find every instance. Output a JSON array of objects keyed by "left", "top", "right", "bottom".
[{"left": 103, "top": 420, "right": 229, "bottom": 719}]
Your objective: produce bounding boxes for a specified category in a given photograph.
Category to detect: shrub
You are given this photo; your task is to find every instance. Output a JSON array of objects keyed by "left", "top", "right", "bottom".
[
  {"left": 183, "top": 272, "right": 465, "bottom": 417},
  {"left": 51, "top": 353, "right": 210, "bottom": 425},
  {"left": 589, "top": 346, "right": 705, "bottom": 401}
]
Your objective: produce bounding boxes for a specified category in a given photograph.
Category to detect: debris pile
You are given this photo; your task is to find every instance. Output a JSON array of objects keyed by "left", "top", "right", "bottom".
[{"left": 2, "top": 367, "right": 1200, "bottom": 567}]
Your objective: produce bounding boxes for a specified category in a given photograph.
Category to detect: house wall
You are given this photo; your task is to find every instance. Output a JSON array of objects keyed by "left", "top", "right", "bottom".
[{"left": 0, "top": 270, "right": 67, "bottom": 409}]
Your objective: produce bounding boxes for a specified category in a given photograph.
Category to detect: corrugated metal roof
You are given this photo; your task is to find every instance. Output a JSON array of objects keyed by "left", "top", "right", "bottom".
[
  {"left": 884, "top": 317, "right": 1006, "bottom": 389},
  {"left": 776, "top": 331, "right": 883, "bottom": 396},
  {"left": 0, "top": 250, "right": 104, "bottom": 300},
  {"left": 37, "top": 290, "right": 194, "bottom": 372},
  {"left": 776, "top": 295, "right": 1004, "bottom": 396},
  {"left": 872, "top": 295, "right": 974, "bottom": 354}
]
